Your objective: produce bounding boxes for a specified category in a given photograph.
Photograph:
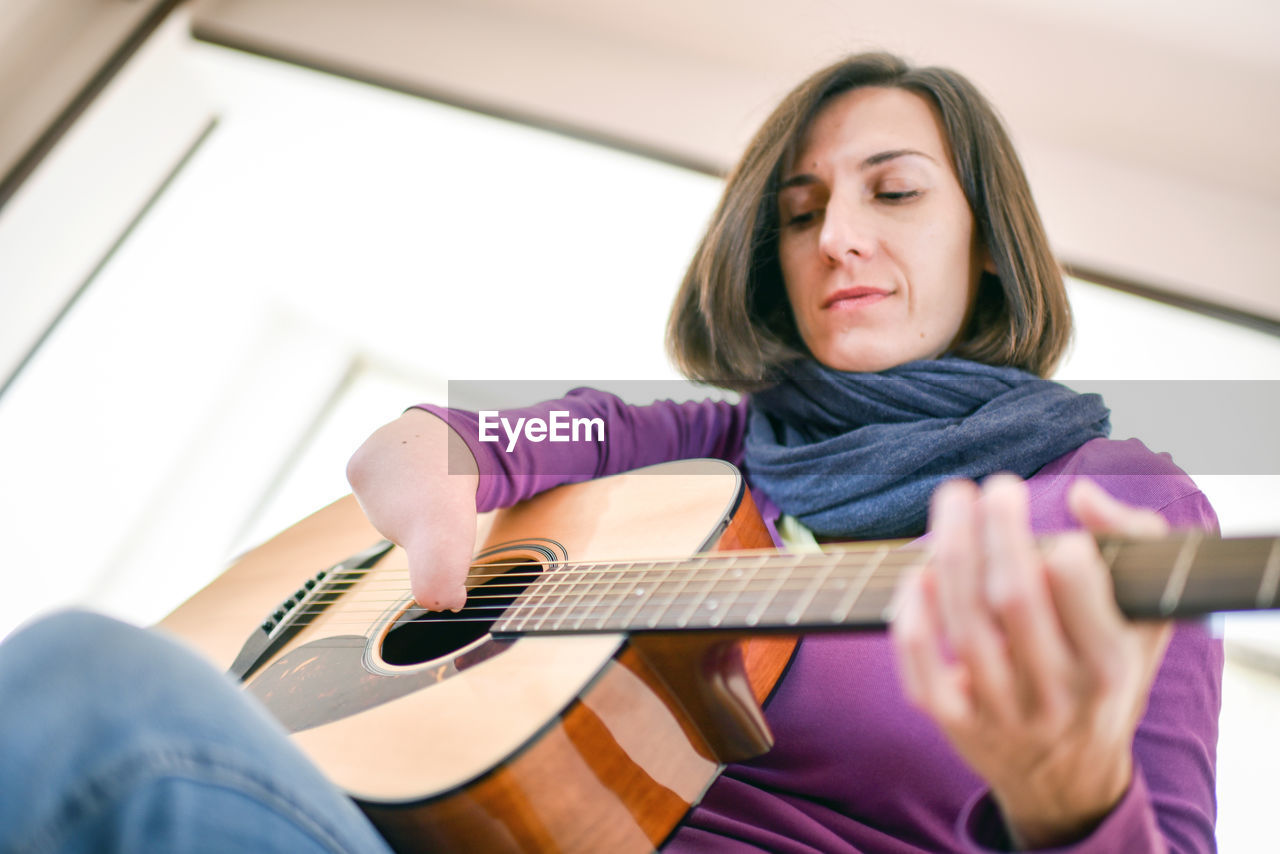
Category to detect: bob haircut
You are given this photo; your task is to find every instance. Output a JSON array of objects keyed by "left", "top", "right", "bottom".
[{"left": 668, "top": 52, "right": 1071, "bottom": 389}]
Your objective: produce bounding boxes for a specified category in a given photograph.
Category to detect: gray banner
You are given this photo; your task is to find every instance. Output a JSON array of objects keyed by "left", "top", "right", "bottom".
[{"left": 441, "top": 379, "right": 1279, "bottom": 476}]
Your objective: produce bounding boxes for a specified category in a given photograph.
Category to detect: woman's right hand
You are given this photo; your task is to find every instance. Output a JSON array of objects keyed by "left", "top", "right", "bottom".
[
  {"left": 892, "top": 476, "right": 1172, "bottom": 848},
  {"left": 346, "top": 408, "right": 479, "bottom": 612}
]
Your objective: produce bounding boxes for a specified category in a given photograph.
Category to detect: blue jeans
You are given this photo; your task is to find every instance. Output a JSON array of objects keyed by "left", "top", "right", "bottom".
[{"left": 0, "top": 611, "right": 396, "bottom": 854}]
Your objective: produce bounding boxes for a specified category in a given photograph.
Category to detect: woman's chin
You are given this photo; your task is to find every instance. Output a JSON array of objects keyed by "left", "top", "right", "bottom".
[
  {"left": 814, "top": 345, "right": 912, "bottom": 374},
  {"left": 812, "top": 336, "right": 952, "bottom": 374}
]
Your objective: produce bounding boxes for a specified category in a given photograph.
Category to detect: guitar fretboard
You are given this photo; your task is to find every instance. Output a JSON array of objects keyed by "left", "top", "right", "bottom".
[{"left": 490, "top": 533, "right": 1280, "bottom": 636}]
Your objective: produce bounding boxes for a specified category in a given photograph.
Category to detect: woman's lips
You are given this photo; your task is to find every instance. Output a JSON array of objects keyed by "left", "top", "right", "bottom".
[{"left": 822, "top": 287, "right": 892, "bottom": 310}]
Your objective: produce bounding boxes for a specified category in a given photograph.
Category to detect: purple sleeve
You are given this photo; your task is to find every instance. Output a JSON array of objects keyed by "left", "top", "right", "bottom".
[
  {"left": 959, "top": 486, "right": 1222, "bottom": 854},
  {"left": 961, "top": 772, "right": 1165, "bottom": 853},
  {"left": 413, "top": 387, "right": 748, "bottom": 512}
]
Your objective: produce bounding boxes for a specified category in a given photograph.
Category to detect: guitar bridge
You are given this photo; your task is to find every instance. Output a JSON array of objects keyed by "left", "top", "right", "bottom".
[{"left": 227, "top": 539, "right": 395, "bottom": 682}]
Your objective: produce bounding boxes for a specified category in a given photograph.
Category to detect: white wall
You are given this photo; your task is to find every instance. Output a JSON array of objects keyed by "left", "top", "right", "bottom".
[{"left": 0, "top": 14, "right": 215, "bottom": 385}]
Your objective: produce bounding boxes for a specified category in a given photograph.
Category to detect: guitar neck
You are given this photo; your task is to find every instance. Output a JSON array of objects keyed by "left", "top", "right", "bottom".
[{"left": 492, "top": 532, "right": 1280, "bottom": 637}]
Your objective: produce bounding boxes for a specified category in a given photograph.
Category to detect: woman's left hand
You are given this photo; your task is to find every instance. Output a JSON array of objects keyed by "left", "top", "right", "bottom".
[{"left": 891, "top": 475, "right": 1172, "bottom": 849}]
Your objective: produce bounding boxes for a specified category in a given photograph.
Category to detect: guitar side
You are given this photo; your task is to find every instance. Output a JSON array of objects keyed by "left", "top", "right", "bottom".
[{"left": 159, "top": 459, "right": 796, "bottom": 853}]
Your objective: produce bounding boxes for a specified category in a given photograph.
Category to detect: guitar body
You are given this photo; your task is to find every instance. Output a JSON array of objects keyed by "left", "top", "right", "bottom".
[{"left": 159, "top": 459, "right": 796, "bottom": 853}]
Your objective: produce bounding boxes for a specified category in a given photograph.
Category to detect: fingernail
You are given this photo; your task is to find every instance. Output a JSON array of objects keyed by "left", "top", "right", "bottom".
[
  {"left": 983, "top": 472, "right": 1026, "bottom": 494},
  {"left": 933, "top": 478, "right": 975, "bottom": 505}
]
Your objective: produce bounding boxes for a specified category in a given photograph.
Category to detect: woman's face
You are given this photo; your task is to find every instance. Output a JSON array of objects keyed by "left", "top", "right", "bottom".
[{"left": 776, "top": 86, "right": 989, "bottom": 373}]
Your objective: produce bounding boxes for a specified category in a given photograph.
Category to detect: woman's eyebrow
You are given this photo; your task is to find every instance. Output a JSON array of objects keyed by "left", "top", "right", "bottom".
[
  {"left": 780, "top": 148, "right": 937, "bottom": 189},
  {"left": 861, "top": 148, "right": 936, "bottom": 169},
  {"left": 778, "top": 174, "right": 819, "bottom": 192}
]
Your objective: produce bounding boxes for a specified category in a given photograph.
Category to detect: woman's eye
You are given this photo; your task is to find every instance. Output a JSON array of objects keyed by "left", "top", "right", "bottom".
[
  {"left": 785, "top": 211, "right": 819, "bottom": 227},
  {"left": 876, "top": 190, "right": 921, "bottom": 203}
]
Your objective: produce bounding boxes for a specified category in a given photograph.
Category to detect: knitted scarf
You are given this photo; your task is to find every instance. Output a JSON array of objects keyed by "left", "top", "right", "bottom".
[{"left": 743, "top": 357, "right": 1111, "bottom": 539}]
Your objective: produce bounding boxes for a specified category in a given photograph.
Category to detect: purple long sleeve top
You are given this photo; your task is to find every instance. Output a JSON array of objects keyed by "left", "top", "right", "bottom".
[{"left": 418, "top": 388, "right": 1222, "bottom": 854}]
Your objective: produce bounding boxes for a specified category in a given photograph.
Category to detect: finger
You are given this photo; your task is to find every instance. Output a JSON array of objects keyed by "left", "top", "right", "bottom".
[
  {"left": 1067, "top": 478, "right": 1169, "bottom": 538},
  {"left": 1041, "top": 532, "right": 1138, "bottom": 680},
  {"left": 929, "top": 479, "right": 984, "bottom": 644},
  {"left": 980, "top": 475, "right": 1072, "bottom": 717},
  {"left": 928, "top": 479, "right": 1016, "bottom": 723},
  {"left": 407, "top": 523, "right": 476, "bottom": 613},
  {"left": 1062, "top": 480, "right": 1174, "bottom": 677},
  {"left": 1044, "top": 532, "right": 1174, "bottom": 725},
  {"left": 980, "top": 475, "right": 1042, "bottom": 611},
  {"left": 409, "top": 556, "right": 470, "bottom": 613},
  {"left": 892, "top": 568, "right": 972, "bottom": 729}
]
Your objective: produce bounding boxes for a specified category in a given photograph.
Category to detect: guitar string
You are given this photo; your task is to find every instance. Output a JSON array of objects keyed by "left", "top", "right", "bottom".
[
  {"left": 317, "top": 538, "right": 1261, "bottom": 582},
  {"left": 275, "top": 569, "right": 924, "bottom": 623},
  {"left": 272, "top": 544, "right": 1273, "bottom": 600},
  {"left": 243, "top": 537, "right": 1274, "bottom": 630},
  {"left": 346, "top": 548, "right": 1257, "bottom": 583},
  {"left": 256, "top": 580, "right": 1254, "bottom": 631},
  {"left": 327, "top": 550, "right": 922, "bottom": 574},
  {"left": 276, "top": 570, "right": 1254, "bottom": 620},
  {"left": 301, "top": 549, "right": 1269, "bottom": 592},
  {"left": 306, "top": 552, "right": 929, "bottom": 583},
  {"left": 258, "top": 561, "right": 1269, "bottom": 628},
  {"left": 268, "top": 587, "right": 1264, "bottom": 630},
  {"left": 302, "top": 534, "right": 1273, "bottom": 581},
  {"left": 335, "top": 560, "right": 1222, "bottom": 599}
]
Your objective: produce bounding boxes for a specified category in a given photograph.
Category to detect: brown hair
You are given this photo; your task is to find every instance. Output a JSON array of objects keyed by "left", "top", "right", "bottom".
[{"left": 667, "top": 52, "right": 1071, "bottom": 389}]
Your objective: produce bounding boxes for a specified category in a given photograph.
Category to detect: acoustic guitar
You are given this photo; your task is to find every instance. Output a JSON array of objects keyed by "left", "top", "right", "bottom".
[{"left": 158, "top": 458, "right": 1279, "bottom": 853}]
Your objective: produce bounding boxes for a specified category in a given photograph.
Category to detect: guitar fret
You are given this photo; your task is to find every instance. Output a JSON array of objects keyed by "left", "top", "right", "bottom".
[
  {"left": 615, "top": 562, "right": 674, "bottom": 629},
  {"left": 633, "top": 566, "right": 682, "bottom": 630},
  {"left": 562, "top": 565, "right": 610, "bottom": 631},
  {"left": 859, "top": 564, "right": 905, "bottom": 626},
  {"left": 588, "top": 562, "right": 636, "bottom": 629},
  {"left": 786, "top": 553, "right": 840, "bottom": 625},
  {"left": 745, "top": 554, "right": 801, "bottom": 626},
  {"left": 833, "top": 546, "right": 890, "bottom": 623},
  {"left": 565, "top": 565, "right": 613, "bottom": 630},
  {"left": 798, "top": 561, "right": 850, "bottom": 625},
  {"left": 539, "top": 565, "right": 583, "bottom": 631},
  {"left": 664, "top": 558, "right": 734, "bottom": 628},
  {"left": 1259, "top": 538, "right": 1280, "bottom": 609},
  {"left": 526, "top": 563, "right": 580, "bottom": 632},
  {"left": 1159, "top": 531, "right": 1203, "bottom": 616},
  {"left": 503, "top": 578, "right": 546, "bottom": 633},
  {"left": 707, "top": 558, "right": 755, "bottom": 628},
  {"left": 647, "top": 558, "right": 705, "bottom": 628},
  {"left": 716, "top": 556, "right": 772, "bottom": 627},
  {"left": 756, "top": 561, "right": 830, "bottom": 627},
  {"left": 673, "top": 558, "right": 729, "bottom": 628}
]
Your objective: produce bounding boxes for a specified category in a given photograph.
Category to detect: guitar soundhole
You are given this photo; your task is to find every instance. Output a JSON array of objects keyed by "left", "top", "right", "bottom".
[{"left": 380, "top": 559, "right": 539, "bottom": 666}]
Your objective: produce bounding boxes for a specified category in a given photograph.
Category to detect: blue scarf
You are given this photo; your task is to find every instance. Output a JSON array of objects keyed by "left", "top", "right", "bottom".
[{"left": 743, "top": 357, "right": 1111, "bottom": 539}]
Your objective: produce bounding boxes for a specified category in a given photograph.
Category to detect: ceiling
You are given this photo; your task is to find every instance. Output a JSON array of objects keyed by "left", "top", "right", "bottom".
[
  {"left": 412, "top": 0, "right": 1280, "bottom": 196},
  {"left": 189, "top": 0, "right": 1280, "bottom": 321}
]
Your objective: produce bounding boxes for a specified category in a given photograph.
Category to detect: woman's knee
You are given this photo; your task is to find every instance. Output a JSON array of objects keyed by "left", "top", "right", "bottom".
[
  {"left": 0, "top": 610, "right": 392, "bottom": 854},
  {"left": 0, "top": 610, "right": 252, "bottom": 766},
  {"left": 2, "top": 610, "right": 189, "bottom": 712}
]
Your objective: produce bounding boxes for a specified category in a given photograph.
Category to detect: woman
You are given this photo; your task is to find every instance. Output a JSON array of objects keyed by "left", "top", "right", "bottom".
[
  {"left": 347, "top": 53, "right": 1219, "bottom": 852},
  {"left": 0, "top": 53, "right": 1218, "bottom": 853}
]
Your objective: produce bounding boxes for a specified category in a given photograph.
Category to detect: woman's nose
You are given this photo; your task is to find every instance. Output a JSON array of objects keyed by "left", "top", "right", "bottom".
[{"left": 818, "top": 195, "right": 875, "bottom": 264}]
